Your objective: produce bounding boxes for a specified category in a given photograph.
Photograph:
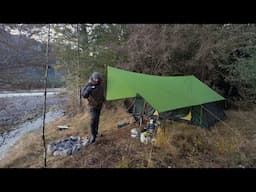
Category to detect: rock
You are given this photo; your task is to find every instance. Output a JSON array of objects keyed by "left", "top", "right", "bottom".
[
  {"left": 47, "top": 144, "right": 57, "bottom": 155},
  {"left": 53, "top": 148, "right": 70, "bottom": 156},
  {"left": 72, "top": 144, "right": 81, "bottom": 154},
  {"left": 75, "top": 143, "right": 81, "bottom": 149},
  {"left": 53, "top": 150, "right": 61, "bottom": 156},
  {"left": 64, "top": 142, "right": 72, "bottom": 149},
  {"left": 71, "top": 147, "right": 77, "bottom": 154},
  {"left": 48, "top": 135, "right": 90, "bottom": 156},
  {"left": 66, "top": 148, "right": 72, "bottom": 156},
  {"left": 58, "top": 145, "right": 65, "bottom": 151},
  {"left": 0, "top": 138, "right": 5, "bottom": 145},
  {"left": 61, "top": 148, "right": 72, "bottom": 156},
  {"left": 70, "top": 136, "right": 78, "bottom": 142},
  {"left": 58, "top": 151, "right": 66, "bottom": 156}
]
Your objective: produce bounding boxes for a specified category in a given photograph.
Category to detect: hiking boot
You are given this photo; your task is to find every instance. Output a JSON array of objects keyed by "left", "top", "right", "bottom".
[{"left": 89, "top": 136, "right": 96, "bottom": 144}]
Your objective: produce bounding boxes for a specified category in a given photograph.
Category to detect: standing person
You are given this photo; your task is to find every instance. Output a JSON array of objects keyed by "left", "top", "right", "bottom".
[{"left": 82, "top": 72, "right": 105, "bottom": 144}]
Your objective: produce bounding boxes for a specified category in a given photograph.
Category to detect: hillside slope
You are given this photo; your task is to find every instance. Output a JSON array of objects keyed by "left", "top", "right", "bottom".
[
  {"left": 1, "top": 105, "right": 256, "bottom": 168},
  {"left": 0, "top": 28, "right": 62, "bottom": 90}
]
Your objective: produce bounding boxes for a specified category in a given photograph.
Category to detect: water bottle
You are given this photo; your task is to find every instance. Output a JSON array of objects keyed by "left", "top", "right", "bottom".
[{"left": 148, "top": 119, "right": 154, "bottom": 133}]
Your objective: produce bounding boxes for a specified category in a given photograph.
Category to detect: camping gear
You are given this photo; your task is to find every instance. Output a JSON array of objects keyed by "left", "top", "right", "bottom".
[
  {"left": 153, "top": 111, "right": 159, "bottom": 116},
  {"left": 140, "top": 131, "right": 155, "bottom": 144},
  {"left": 131, "top": 128, "right": 139, "bottom": 138},
  {"left": 47, "top": 136, "right": 89, "bottom": 156},
  {"left": 57, "top": 125, "right": 69, "bottom": 130},
  {"left": 140, "top": 118, "right": 158, "bottom": 144},
  {"left": 117, "top": 121, "right": 129, "bottom": 128},
  {"left": 106, "top": 66, "right": 226, "bottom": 128},
  {"left": 140, "top": 131, "right": 149, "bottom": 144},
  {"left": 145, "top": 119, "right": 155, "bottom": 133},
  {"left": 180, "top": 111, "right": 192, "bottom": 121}
]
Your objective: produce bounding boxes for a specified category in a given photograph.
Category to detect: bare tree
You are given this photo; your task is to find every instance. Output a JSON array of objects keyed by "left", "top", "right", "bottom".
[{"left": 77, "top": 24, "right": 82, "bottom": 109}]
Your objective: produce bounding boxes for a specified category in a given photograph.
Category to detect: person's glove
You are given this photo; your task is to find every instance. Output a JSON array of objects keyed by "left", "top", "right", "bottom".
[
  {"left": 88, "top": 85, "right": 96, "bottom": 92},
  {"left": 82, "top": 84, "right": 96, "bottom": 98},
  {"left": 90, "top": 85, "right": 96, "bottom": 89}
]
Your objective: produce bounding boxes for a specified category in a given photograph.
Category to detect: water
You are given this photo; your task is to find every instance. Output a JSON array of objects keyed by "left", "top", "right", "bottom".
[
  {"left": 0, "top": 92, "right": 58, "bottom": 98},
  {"left": 0, "top": 89, "right": 66, "bottom": 161},
  {"left": 0, "top": 109, "right": 64, "bottom": 160}
]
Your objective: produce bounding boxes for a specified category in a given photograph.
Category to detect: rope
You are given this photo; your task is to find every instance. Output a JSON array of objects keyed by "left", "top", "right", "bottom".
[
  {"left": 200, "top": 104, "right": 244, "bottom": 146},
  {"left": 126, "top": 97, "right": 136, "bottom": 112},
  {"left": 200, "top": 105, "right": 240, "bottom": 135}
]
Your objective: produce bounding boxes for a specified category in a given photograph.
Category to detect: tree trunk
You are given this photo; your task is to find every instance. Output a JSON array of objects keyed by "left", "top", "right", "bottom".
[{"left": 77, "top": 24, "right": 82, "bottom": 109}]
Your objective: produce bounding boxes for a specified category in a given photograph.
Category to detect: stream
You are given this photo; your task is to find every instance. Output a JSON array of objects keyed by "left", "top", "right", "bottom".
[{"left": 0, "top": 89, "right": 67, "bottom": 161}]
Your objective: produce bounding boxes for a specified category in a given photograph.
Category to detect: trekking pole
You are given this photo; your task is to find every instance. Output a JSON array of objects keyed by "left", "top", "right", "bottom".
[{"left": 42, "top": 24, "right": 51, "bottom": 168}]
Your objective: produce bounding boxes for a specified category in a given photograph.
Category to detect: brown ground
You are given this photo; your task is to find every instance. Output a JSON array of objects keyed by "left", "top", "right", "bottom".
[{"left": 1, "top": 104, "right": 256, "bottom": 168}]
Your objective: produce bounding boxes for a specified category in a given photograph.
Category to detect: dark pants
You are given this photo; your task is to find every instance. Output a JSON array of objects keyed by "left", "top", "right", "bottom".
[{"left": 89, "top": 106, "right": 102, "bottom": 138}]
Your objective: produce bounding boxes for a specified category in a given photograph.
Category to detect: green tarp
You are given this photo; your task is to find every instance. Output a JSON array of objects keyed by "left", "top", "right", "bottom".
[{"left": 106, "top": 66, "right": 225, "bottom": 113}]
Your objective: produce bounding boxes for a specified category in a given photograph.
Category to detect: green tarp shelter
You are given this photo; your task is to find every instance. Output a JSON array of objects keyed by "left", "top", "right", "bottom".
[{"left": 106, "top": 66, "right": 225, "bottom": 128}]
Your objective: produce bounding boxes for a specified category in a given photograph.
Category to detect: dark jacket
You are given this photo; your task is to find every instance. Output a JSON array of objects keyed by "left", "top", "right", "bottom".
[{"left": 82, "top": 81, "right": 105, "bottom": 108}]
